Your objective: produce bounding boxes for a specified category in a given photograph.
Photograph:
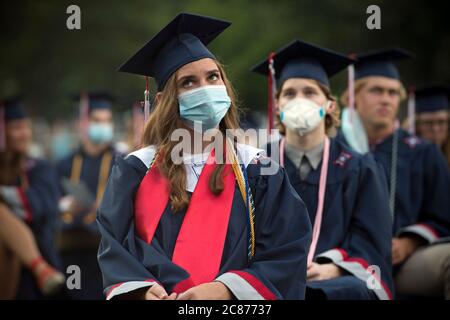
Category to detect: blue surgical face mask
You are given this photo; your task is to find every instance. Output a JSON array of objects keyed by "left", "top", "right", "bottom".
[
  {"left": 178, "top": 85, "right": 231, "bottom": 132},
  {"left": 88, "top": 123, "right": 113, "bottom": 144}
]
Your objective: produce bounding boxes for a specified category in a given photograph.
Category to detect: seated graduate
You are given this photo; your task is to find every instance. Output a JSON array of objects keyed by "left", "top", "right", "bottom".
[
  {"left": 0, "top": 97, "right": 64, "bottom": 299},
  {"left": 57, "top": 92, "right": 119, "bottom": 300},
  {"left": 96, "top": 13, "right": 312, "bottom": 300},
  {"left": 413, "top": 84, "right": 450, "bottom": 168},
  {"left": 338, "top": 49, "right": 450, "bottom": 299},
  {"left": 252, "top": 40, "right": 394, "bottom": 299}
]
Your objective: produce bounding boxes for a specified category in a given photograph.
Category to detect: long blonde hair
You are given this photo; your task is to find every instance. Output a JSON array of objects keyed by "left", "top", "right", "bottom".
[{"left": 141, "top": 61, "right": 241, "bottom": 212}]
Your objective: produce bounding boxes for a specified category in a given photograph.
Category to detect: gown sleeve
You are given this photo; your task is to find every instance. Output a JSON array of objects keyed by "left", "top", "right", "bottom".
[
  {"left": 97, "top": 156, "right": 191, "bottom": 300},
  {"left": 315, "top": 154, "right": 395, "bottom": 300},
  {"left": 0, "top": 160, "right": 60, "bottom": 224},
  {"left": 396, "top": 144, "right": 450, "bottom": 242},
  {"left": 0, "top": 160, "right": 62, "bottom": 266},
  {"left": 25, "top": 160, "right": 61, "bottom": 223},
  {"left": 215, "top": 159, "right": 312, "bottom": 300}
]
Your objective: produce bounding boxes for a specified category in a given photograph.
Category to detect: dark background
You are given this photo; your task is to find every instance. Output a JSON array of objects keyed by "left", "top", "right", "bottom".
[{"left": 1, "top": 0, "right": 449, "bottom": 120}]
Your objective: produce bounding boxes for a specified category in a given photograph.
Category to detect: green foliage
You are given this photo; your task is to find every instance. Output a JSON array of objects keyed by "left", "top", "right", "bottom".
[{"left": 0, "top": 0, "right": 449, "bottom": 120}]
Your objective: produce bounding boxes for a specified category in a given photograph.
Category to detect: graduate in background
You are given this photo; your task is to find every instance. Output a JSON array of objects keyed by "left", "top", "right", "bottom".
[
  {"left": 253, "top": 40, "right": 394, "bottom": 300},
  {"left": 115, "top": 100, "right": 145, "bottom": 154},
  {"left": 0, "top": 98, "right": 64, "bottom": 299},
  {"left": 97, "top": 13, "right": 312, "bottom": 300},
  {"left": 57, "top": 92, "right": 119, "bottom": 299},
  {"left": 339, "top": 49, "right": 450, "bottom": 299},
  {"left": 413, "top": 84, "right": 450, "bottom": 168}
]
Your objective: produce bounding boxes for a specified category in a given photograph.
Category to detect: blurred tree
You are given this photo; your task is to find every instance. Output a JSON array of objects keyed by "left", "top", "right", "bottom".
[{"left": 0, "top": 0, "right": 449, "bottom": 121}]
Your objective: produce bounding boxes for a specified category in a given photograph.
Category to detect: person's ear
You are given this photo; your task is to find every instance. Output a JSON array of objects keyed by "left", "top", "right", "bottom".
[
  {"left": 155, "top": 92, "right": 163, "bottom": 105},
  {"left": 326, "top": 100, "right": 337, "bottom": 114}
]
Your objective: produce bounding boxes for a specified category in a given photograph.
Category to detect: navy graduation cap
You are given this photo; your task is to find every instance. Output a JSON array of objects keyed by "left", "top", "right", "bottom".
[
  {"left": 354, "top": 48, "right": 413, "bottom": 80},
  {"left": 118, "top": 13, "right": 231, "bottom": 90},
  {"left": 73, "top": 92, "right": 115, "bottom": 112},
  {"left": 0, "top": 97, "right": 27, "bottom": 150},
  {"left": 414, "top": 84, "right": 450, "bottom": 113},
  {"left": 251, "top": 40, "right": 354, "bottom": 87},
  {"left": 3, "top": 97, "right": 27, "bottom": 121}
]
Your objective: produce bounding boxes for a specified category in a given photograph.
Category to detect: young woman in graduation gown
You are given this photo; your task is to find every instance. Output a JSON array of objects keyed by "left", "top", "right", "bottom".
[{"left": 97, "top": 13, "right": 312, "bottom": 300}]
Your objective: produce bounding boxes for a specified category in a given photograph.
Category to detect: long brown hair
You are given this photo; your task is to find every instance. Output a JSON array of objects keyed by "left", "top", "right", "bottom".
[{"left": 141, "top": 60, "right": 241, "bottom": 212}]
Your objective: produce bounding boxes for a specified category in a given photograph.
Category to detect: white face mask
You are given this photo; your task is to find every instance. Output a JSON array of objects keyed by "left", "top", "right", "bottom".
[{"left": 279, "top": 97, "right": 330, "bottom": 135}]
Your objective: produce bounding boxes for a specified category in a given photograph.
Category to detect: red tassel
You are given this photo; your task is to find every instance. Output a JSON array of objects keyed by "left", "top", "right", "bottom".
[{"left": 267, "top": 52, "right": 276, "bottom": 132}]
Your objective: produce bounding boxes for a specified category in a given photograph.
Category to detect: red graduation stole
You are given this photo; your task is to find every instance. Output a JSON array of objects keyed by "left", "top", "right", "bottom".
[{"left": 134, "top": 149, "right": 236, "bottom": 286}]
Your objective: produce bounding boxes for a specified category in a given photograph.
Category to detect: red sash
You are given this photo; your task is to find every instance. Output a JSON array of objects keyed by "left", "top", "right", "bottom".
[{"left": 134, "top": 149, "right": 235, "bottom": 286}]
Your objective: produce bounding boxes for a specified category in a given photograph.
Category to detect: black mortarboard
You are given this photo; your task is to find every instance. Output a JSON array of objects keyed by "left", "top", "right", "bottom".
[
  {"left": 414, "top": 84, "right": 450, "bottom": 113},
  {"left": 354, "top": 48, "right": 412, "bottom": 80},
  {"left": 251, "top": 40, "right": 354, "bottom": 87},
  {"left": 73, "top": 92, "right": 115, "bottom": 112},
  {"left": 118, "top": 13, "right": 231, "bottom": 90},
  {"left": 3, "top": 97, "right": 27, "bottom": 121}
]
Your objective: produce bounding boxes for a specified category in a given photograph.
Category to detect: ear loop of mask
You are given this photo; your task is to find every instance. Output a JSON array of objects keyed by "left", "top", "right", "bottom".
[{"left": 319, "top": 100, "right": 332, "bottom": 119}]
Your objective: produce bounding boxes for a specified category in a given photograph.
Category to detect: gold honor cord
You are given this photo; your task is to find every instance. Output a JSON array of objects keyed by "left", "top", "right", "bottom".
[
  {"left": 63, "top": 151, "right": 113, "bottom": 225},
  {"left": 227, "top": 141, "right": 255, "bottom": 259}
]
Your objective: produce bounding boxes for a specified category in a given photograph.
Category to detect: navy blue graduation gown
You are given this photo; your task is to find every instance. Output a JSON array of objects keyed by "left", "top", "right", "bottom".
[
  {"left": 56, "top": 145, "right": 118, "bottom": 300},
  {"left": 338, "top": 128, "right": 450, "bottom": 244},
  {"left": 13, "top": 158, "right": 62, "bottom": 299},
  {"left": 369, "top": 129, "right": 450, "bottom": 243},
  {"left": 97, "top": 147, "right": 312, "bottom": 300},
  {"left": 268, "top": 138, "right": 394, "bottom": 300},
  {"left": 57, "top": 145, "right": 117, "bottom": 234}
]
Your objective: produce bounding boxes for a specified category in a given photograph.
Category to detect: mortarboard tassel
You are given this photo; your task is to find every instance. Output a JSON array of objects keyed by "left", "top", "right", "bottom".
[
  {"left": 133, "top": 101, "right": 144, "bottom": 148},
  {"left": 407, "top": 86, "right": 416, "bottom": 135},
  {"left": 144, "top": 76, "right": 150, "bottom": 123},
  {"left": 347, "top": 54, "right": 356, "bottom": 124},
  {"left": 267, "top": 52, "right": 276, "bottom": 133},
  {"left": 0, "top": 103, "right": 5, "bottom": 151},
  {"left": 79, "top": 92, "right": 90, "bottom": 141}
]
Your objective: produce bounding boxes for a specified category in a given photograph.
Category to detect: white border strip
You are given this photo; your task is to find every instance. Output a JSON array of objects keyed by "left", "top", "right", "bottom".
[
  {"left": 215, "top": 272, "right": 265, "bottom": 300},
  {"left": 316, "top": 249, "right": 344, "bottom": 263},
  {"left": 106, "top": 281, "right": 157, "bottom": 300},
  {"left": 315, "top": 249, "right": 391, "bottom": 300},
  {"left": 126, "top": 145, "right": 156, "bottom": 169},
  {"left": 334, "top": 260, "right": 390, "bottom": 300},
  {"left": 397, "top": 224, "right": 438, "bottom": 244}
]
